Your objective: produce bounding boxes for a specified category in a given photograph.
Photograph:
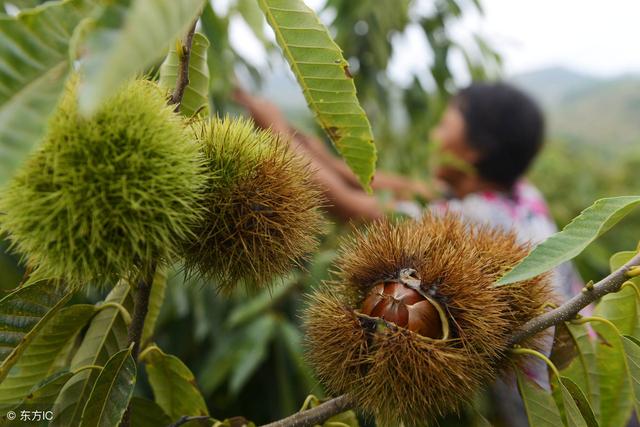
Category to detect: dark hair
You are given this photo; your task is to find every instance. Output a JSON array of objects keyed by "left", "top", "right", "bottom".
[{"left": 452, "top": 82, "right": 545, "bottom": 189}]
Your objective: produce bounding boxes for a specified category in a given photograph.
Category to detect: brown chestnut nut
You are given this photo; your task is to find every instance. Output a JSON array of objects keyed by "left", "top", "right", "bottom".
[{"left": 360, "top": 280, "right": 442, "bottom": 338}]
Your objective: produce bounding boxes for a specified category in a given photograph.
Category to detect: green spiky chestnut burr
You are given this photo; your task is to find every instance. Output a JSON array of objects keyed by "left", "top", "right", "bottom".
[
  {"left": 182, "top": 116, "right": 326, "bottom": 292},
  {"left": 0, "top": 79, "right": 205, "bottom": 288}
]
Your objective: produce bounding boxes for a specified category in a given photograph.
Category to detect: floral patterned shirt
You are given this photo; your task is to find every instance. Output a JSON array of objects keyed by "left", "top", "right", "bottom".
[{"left": 427, "top": 180, "right": 583, "bottom": 301}]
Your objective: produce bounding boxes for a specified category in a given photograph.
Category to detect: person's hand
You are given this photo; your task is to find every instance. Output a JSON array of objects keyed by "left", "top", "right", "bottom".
[{"left": 232, "top": 87, "right": 290, "bottom": 134}]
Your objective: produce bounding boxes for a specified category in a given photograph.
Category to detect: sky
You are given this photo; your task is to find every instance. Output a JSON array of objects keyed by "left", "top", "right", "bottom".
[
  {"left": 452, "top": 0, "right": 640, "bottom": 77},
  {"left": 226, "top": 0, "right": 640, "bottom": 87}
]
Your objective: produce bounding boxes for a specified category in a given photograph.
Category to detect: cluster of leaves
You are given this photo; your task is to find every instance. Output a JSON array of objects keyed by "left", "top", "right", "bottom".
[
  {"left": 1, "top": 1, "right": 640, "bottom": 427},
  {"left": 0, "top": 0, "right": 370, "bottom": 424}
]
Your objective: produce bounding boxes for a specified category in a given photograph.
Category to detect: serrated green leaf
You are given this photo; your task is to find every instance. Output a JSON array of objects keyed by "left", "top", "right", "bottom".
[
  {"left": 257, "top": 0, "right": 376, "bottom": 191},
  {"left": 561, "top": 322, "right": 600, "bottom": 422},
  {"left": 229, "top": 314, "right": 277, "bottom": 395},
  {"left": 496, "top": 196, "right": 640, "bottom": 286},
  {"left": 77, "top": 0, "right": 205, "bottom": 115},
  {"left": 141, "top": 267, "right": 167, "bottom": 346},
  {"left": 0, "top": 304, "right": 95, "bottom": 409},
  {"left": 141, "top": 345, "right": 208, "bottom": 422},
  {"left": 592, "top": 320, "right": 633, "bottom": 427},
  {"left": 560, "top": 377, "right": 598, "bottom": 427},
  {"left": 516, "top": 368, "right": 563, "bottom": 427},
  {"left": 80, "top": 347, "right": 135, "bottom": 427},
  {"left": 0, "top": 0, "right": 91, "bottom": 185},
  {"left": 622, "top": 335, "right": 640, "bottom": 421},
  {"left": 129, "top": 397, "right": 172, "bottom": 427},
  {"left": 52, "top": 280, "right": 132, "bottom": 427},
  {"left": 0, "top": 281, "right": 72, "bottom": 383},
  {"left": 158, "top": 32, "right": 210, "bottom": 117}
]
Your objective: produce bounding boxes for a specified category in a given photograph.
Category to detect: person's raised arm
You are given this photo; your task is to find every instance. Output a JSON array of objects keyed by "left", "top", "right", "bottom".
[{"left": 233, "top": 88, "right": 436, "bottom": 201}]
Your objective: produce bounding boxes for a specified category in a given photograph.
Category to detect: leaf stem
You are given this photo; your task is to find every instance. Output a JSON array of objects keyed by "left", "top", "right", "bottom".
[
  {"left": 510, "top": 347, "right": 560, "bottom": 378},
  {"left": 571, "top": 315, "right": 621, "bottom": 335},
  {"left": 96, "top": 302, "right": 132, "bottom": 325}
]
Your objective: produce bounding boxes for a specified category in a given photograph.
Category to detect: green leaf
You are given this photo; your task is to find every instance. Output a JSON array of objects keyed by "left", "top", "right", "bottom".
[
  {"left": 229, "top": 314, "right": 277, "bottom": 395},
  {"left": 516, "top": 368, "right": 563, "bottom": 427},
  {"left": 0, "top": 281, "right": 72, "bottom": 383},
  {"left": 1, "top": 370, "right": 74, "bottom": 424},
  {"left": 560, "top": 377, "right": 598, "bottom": 427},
  {"left": 554, "top": 377, "right": 588, "bottom": 427},
  {"left": 561, "top": 323, "right": 600, "bottom": 421},
  {"left": 496, "top": 196, "right": 640, "bottom": 286},
  {"left": 158, "top": 31, "right": 210, "bottom": 117},
  {"left": 237, "top": 0, "right": 268, "bottom": 43},
  {"left": 80, "top": 347, "right": 136, "bottom": 427},
  {"left": 77, "top": 0, "right": 205, "bottom": 115},
  {"left": 0, "top": 0, "right": 91, "bottom": 185},
  {"left": 0, "top": 304, "right": 95, "bottom": 409},
  {"left": 141, "top": 345, "right": 208, "bottom": 422},
  {"left": 141, "top": 267, "right": 168, "bottom": 346},
  {"left": 600, "top": 251, "right": 640, "bottom": 336},
  {"left": 257, "top": 0, "right": 377, "bottom": 191},
  {"left": 129, "top": 397, "right": 172, "bottom": 427},
  {"left": 198, "top": 330, "right": 243, "bottom": 394},
  {"left": 592, "top": 320, "right": 633, "bottom": 427},
  {"left": 52, "top": 280, "right": 132, "bottom": 427},
  {"left": 277, "top": 319, "right": 316, "bottom": 391},
  {"left": 622, "top": 335, "right": 640, "bottom": 421},
  {"left": 226, "top": 275, "right": 297, "bottom": 328}
]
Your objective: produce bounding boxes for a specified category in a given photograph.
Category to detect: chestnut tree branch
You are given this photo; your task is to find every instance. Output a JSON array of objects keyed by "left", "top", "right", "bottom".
[
  {"left": 126, "top": 262, "right": 156, "bottom": 360},
  {"left": 260, "top": 394, "right": 352, "bottom": 427},
  {"left": 262, "top": 252, "right": 640, "bottom": 427},
  {"left": 169, "top": 19, "right": 198, "bottom": 111},
  {"left": 508, "top": 251, "right": 640, "bottom": 345}
]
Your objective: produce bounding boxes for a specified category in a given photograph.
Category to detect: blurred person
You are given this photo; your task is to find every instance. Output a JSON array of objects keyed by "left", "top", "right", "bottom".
[{"left": 235, "top": 82, "right": 583, "bottom": 426}]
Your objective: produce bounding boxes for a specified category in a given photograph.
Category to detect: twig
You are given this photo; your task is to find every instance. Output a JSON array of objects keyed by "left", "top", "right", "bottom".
[
  {"left": 508, "top": 251, "right": 640, "bottom": 345},
  {"left": 167, "top": 415, "right": 215, "bottom": 427},
  {"left": 260, "top": 395, "right": 351, "bottom": 427},
  {"left": 127, "top": 262, "right": 156, "bottom": 360},
  {"left": 169, "top": 19, "right": 198, "bottom": 112},
  {"left": 121, "top": 263, "right": 157, "bottom": 427},
  {"left": 262, "top": 253, "right": 640, "bottom": 427}
]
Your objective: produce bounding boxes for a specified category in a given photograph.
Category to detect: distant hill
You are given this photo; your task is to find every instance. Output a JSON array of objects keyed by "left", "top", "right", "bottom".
[
  {"left": 510, "top": 66, "right": 600, "bottom": 107},
  {"left": 511, "top": 67, "right": 640, "bottom": 147}
]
